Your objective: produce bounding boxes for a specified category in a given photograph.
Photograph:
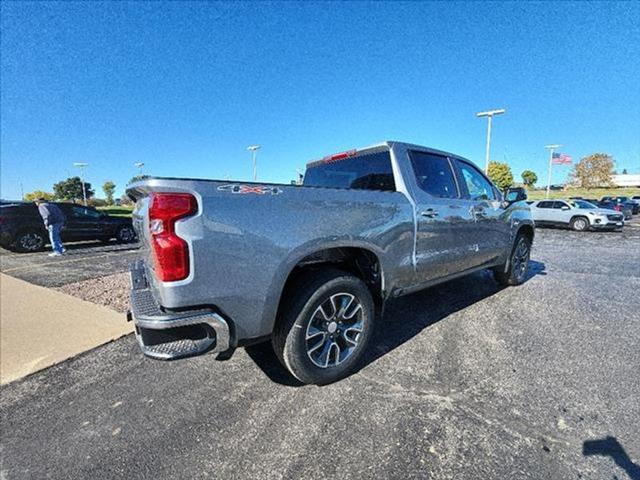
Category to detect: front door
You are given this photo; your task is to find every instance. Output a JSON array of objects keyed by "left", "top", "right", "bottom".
[
  {"left": 453, "top": 159, "right": 510, "bottom": 265},
  {"left": 62, "top": 205, "right": 104, "bottom": 240}
]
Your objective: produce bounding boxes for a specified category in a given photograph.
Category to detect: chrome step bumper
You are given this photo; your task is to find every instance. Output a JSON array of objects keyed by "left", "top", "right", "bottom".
[{"left": 128, "top": 260, "right": 230, "bottom": 360}]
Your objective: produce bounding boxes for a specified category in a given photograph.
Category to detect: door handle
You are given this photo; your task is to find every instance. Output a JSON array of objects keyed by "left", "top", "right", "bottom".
[{"left": 421, "top": 208, "right": 439, "bottom": 218}]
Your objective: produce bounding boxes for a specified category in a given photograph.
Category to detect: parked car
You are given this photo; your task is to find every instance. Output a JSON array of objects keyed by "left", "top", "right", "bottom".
[
  {"left": 597, "top": 200, "right": 633, "bottom": 220},
  {"left": 126, "top": 141, "right": 534, "bottom": 385},
  {"left": 0, "top": 202, "right": 137, "bottom": 252},
  {"left": 600, "top": 196, "right": 639, "bottom": 215},
  {"left": 530, "top": 199, "right": 624, "bottom": 231}
]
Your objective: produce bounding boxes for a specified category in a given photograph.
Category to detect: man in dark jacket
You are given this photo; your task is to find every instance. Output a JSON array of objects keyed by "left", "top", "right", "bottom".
[{"left": 35, "top": 198, "right": 66, "bottom": 256}]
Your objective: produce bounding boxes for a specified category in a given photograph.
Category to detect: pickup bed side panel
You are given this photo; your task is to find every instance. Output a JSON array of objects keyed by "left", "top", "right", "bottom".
[{"left": 130, "top": 179, "right": 415, "bottom": 342}]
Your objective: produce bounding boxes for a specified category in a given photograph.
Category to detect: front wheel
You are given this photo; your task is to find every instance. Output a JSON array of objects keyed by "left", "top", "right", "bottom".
[
  {"left": 570, "top": 216, "right": 589, "bottom": 231},
  {"left": 493, "top": 234, "right": 531, "bottom": 286},
  {"left": 272, "top": 268, "right": 375, "bottom": 385},
  {"left": 116, "top": 225, "right": 136, "bottom": 243}
]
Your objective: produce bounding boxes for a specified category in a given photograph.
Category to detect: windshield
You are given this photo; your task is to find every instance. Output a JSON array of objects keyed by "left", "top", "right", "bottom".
[{"left": 569, "top": 200, "right": 597, "bottom": 209}]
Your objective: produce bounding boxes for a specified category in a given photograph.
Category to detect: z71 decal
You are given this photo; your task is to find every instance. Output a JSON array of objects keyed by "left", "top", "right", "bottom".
[{"left": 217, "top": 184, "right": 283, "bottom": 195}]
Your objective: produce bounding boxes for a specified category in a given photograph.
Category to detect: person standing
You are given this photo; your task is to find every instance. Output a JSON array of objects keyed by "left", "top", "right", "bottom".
[{"left": 35, "top": 198, "right": 66, "bottom": 256}]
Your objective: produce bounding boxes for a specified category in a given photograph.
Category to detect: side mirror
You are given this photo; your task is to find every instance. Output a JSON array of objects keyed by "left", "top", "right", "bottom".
[{"left": 504, "top": 187, "right": 527, "bottom": 204}]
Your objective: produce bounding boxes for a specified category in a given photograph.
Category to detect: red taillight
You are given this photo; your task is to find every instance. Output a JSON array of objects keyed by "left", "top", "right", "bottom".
[{"left": 148, "top": 193, "right": 197, "bottom": 282}]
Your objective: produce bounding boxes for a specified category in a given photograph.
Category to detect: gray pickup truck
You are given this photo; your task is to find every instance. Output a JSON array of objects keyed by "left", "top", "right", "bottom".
[{"left": 127, "top": 141, "right": 534, "bottom": 384}]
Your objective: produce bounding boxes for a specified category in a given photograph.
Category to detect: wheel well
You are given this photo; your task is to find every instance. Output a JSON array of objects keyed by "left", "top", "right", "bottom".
[
  {"left": 276, "top": 247, "right": 383, "bottom": 320},
  {"left": 518, "top": 224, "right": 534, "bottom": 242}
]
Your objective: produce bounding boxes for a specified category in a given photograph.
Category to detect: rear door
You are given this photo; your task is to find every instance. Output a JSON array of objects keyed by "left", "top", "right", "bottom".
[
  {"left": 408, "top": 150, "right": 479, "bottom": 282},
  {"left": 531, "top": 200, "right": 555, "bottom": 224},
  {"left": 452, "top": 159, "right": 510, "bottom": 265}
]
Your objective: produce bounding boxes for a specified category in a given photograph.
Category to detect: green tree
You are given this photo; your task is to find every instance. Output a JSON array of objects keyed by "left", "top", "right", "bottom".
[
  {"left": 24, "top": 190, "right": 55, "bottom": 202},
  {"left": 487, "top": 161, "right": 514, "bottom": 191},
  {"left": 127, "top": 174, "right": 150, "bottom": 185},
  {"left": 102, "top": 180, "right": 116, "bottom": 205},
  {"left": 53, "top": 176, "right": 94, "bottom": 202},
  {"left": 571, "top": 153, "right": 614, "bottom": 188},
  {"left": 521, "top": 170, "right": 538, "bottom": 188}
]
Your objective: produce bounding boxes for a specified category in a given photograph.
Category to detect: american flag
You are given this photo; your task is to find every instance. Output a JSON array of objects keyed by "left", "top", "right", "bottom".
[{"left": 552, "top": 152, "right": 572, "bottom": 165}]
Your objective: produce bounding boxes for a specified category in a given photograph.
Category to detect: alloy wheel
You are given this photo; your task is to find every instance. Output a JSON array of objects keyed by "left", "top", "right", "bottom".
[
  {"left": 19, "top": 233, "right": 44, "bottom": 252},
  {"left": 119, "top": 227, "right": 135, "bottom": 242},
  {"left": 512, "top": 238, "right": 530, "bottom": 282},
  {"left": 305, "top": 293, "right": 364, "bottom": 368}
]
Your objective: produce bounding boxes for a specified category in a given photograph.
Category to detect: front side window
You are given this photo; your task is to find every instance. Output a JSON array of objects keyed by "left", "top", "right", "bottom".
[
  {"left": 569, "top": 200, "right": 596, "bottom": 209},
  {"left": 456, "top": 161, "right": 496, "bottom": 201},
  {"left": 408, "top": 151, "right": 458, "bottom": 198},
  {"left": 537, "top": 201, "right": 554, "bottom": 208},
  {"left": 303, "top": 149, "right": 395, "bottom": 191},
  {"left": 553, "top": 201, "right": 569, "bottom": 209}
]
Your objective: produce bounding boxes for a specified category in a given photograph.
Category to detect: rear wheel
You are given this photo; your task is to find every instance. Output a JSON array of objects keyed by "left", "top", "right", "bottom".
[
  {"left": 272, "top": 268, "right": 375, "bottom": 385},
  {"left": 14, "top": 230, "right": 46, "bottom": 253},
  {"left": 570, "top": 216, "right": 589, "bottom": 231},
  {"left": 493, "top": 233, "right": 531, "bottom": 286}
]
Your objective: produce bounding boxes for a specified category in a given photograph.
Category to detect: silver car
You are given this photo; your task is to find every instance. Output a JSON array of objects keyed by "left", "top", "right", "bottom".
[{"left": 530, "top": 199, "right": 624, "bottom": 231}]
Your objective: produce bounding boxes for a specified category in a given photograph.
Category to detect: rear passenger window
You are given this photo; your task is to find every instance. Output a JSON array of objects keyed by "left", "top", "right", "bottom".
[
  {"left": 537, "top": 201, "right": 554, "bottom": 208},
  {"left": 303, "top": 150, "right": 395, "bottom": 191},
  {"left": 408, "top": 151, "right": 458, "bottom": 198}
]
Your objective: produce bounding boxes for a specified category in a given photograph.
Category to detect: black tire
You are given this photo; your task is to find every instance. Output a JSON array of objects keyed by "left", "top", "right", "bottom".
[
  {"left": 116, "top": 225, "right": 136, "bottom": 243},
  {"left": 14, "top": 230, "right": 47, "bottom": 253},
  {"left": 272, "top": 268, "right": 375, "bottom": 385},
  {"left": 493, "top": 233, "right": 532, "bottom": 286},
  {"left": 570, "top": 216, "right": 589, "bottom": 231}
]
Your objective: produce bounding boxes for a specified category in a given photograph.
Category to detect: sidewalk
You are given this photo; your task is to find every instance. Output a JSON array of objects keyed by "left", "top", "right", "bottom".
[{"left": 0, "top": 273, "right": 133, "bottom": 385}]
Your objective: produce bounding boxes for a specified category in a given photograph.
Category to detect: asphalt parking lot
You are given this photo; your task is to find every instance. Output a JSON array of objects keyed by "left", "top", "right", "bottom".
[
  {"left": 1, "top": 224, "right": 639, "bottom": 479},
  {"left": 0, "top": 241, "right": 140, "bottom": 288}
]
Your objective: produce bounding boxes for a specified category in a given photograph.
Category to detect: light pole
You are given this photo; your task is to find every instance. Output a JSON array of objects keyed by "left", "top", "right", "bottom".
[
  {"left": 73, "top": 162, "right": 89, "bottom": 205},
  {"left": 134, "top": 162, "right": 145, "bottom": 175},
  {"left": 476, "top": 108, "right": 506, "bottom": 173},
  {"left": 544, "top": 144, "right": 562, "bottom": 198},
  {"left": 247, "top": 145, "right": 261, "bottom": 181}
]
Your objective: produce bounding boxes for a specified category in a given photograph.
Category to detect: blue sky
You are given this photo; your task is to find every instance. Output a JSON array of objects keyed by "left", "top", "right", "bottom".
[{"left": 2, "top": 1, "right": 639, "bottom": 199}]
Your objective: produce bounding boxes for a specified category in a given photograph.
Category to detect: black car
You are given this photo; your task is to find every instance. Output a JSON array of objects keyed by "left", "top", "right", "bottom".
[
  {"left": 600, "top": 196, "right": 639, "bottom": 215},
  {"left": 0, "top": 201, "right": 136, "bottom": 252},
  {"left": 597, "top": 200, "right": 633, "bottom": 220}
]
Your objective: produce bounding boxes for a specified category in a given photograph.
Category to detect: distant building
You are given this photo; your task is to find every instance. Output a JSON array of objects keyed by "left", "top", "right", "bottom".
[{"left": 612, "top": 174, "right": 640, "bottom": 187}]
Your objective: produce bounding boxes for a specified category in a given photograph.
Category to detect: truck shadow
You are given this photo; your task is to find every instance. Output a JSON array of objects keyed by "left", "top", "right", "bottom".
[
  {"left": 246, "top": 260, "right": 546, "bottom": 387},
  {"left": 583, "top": 436, "right": 640, "bottom": 480}
]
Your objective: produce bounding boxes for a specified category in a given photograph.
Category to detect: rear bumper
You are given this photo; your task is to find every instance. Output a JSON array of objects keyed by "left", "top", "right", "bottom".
[{"left": 128, "top": 260, "right": 230, "bottom": 360}]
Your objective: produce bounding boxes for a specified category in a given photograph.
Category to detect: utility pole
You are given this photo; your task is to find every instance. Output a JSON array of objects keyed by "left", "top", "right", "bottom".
[
  {"left": 73, "top": 162, "right": 89, "bottom": 205},
  {"left": 247, "top": 145, "right": 261, "bottom": 181},
  {"left": 476, "top": 108, "right": 506, "bottom": 173},
  {"left": 544, "top": 144, "right": 561, "bottom": 198}
]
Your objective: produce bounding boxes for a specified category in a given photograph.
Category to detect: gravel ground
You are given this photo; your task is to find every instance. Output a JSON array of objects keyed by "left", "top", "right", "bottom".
[{"left": 56, "top": 272, "right": 130, "bottom": 313}]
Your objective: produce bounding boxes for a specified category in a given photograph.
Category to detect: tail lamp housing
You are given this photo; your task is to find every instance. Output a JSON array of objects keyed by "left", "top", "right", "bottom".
[{"left": 148, "top": 193, "right": 197, "bottom": 282}]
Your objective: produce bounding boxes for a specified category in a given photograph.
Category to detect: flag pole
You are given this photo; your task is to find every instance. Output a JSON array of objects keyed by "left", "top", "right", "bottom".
[{"left": 544, "top": 144, "right": 561, "bottom": 199}]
